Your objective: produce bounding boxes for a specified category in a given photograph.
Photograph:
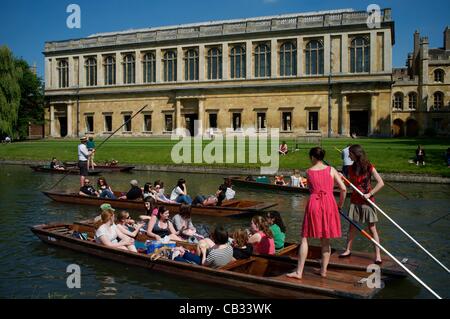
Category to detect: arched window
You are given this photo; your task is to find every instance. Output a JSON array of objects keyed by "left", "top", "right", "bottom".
[
  {"left": 350, "top": 37, "right": 370, "bottom": 73},
  {"left": 393, "top": 92, "right": 404, "bottom": 110},
  {"left": 254, "top": 43, "right": 271, "bottom": 78},
  {"left": 123, "top": 54, "right": 135, "bottom": 84},
  {"left": 433, "top": 91, "right": 444, "bottom": 110},
  {"left": 434, "top": 69, "right": 444, "bottom": 83},
  {"left": 408, "top": 92, "right": 417, "bottom": 110},
  {"left": 85, "top": 57, "right": 97, "bottom": 87},
  {"left": 230, "top": 45, "right": 246, "bottom": 79},
  {"left": 57, "top": 59, "right": 69, "bottom": 88},
  {"left": 143, "top": 52, "right": 156, "bottom": 83},
  {"left": 207, "top": 48, "right": 222, "bottom": 80},
  {"left": 185, "top": 49, "right": 199, "bottom": 81},
  {"left": 280, "top": 42, "right": 297, "bottom": 76},
  {"left": 104, "top": 56, "right": 116, "bottom": 85},
  {"left": 305, "top": 40, "right": 324, "bottom": 75},
  {"left": 163, "top": 51, "right": 177, "bottom": 82}
]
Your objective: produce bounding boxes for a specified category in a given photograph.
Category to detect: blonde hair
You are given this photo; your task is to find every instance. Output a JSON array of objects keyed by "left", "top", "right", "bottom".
[
  {"left": 100, "top": 210, "right": 114, "bottom": 224},
  {"left": 117, "top": 211, "right": 129, "bottom": 222}
]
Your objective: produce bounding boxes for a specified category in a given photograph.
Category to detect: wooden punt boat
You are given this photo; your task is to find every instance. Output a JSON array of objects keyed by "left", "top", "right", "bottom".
[
  {"left": 31, "top": 222, "right": 382, "bottom": 299},
  {"left": 30, "top": 165, "right": 103, "bottom": 176},
  {"left": 73, "top": 220, "right": 414, "bottom": 279},
  {"left": 227, "top": 176, "right": 348, "bottom": 195},
  {"left": 42, "top": 191, "right": 277, "bottom": 217},
  {"left": 64, "top": 162, "right": 135, "bottom": 172}
]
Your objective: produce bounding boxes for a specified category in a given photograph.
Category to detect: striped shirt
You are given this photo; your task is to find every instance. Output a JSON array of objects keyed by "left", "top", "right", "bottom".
[{"left": 205, "top": 244, "right": 233, "bottom": 268}]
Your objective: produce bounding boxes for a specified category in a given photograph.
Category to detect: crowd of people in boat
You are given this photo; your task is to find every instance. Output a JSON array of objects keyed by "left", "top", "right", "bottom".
[
  {"left": 93, "top": 201, "right": 287, "bottom": 269},
  {"left": 79, "top": 177, "right": 236, "bottom": 207}
]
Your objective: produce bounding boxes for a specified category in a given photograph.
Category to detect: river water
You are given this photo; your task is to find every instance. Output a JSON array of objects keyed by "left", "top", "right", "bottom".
[{"left": 0, "top": 164, "right": 448, "bottom": 299}]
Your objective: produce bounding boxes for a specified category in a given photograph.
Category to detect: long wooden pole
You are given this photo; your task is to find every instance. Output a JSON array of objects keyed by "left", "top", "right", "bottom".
[
  {"left": 48, "top": 104, "right": 148, "bottom": 190},
  {"left": 334, "top": 147, "right": 410, "bottom": 200},
  {"left": 338, "top": 209, "right": 442, "bottom": 299},
  {"left": 341, "top": 174, "right": 450, "bottom": 274}
]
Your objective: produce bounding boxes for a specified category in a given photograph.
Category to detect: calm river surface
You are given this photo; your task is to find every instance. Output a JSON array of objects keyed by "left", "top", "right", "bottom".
[{"left": 0, "top": 164, "right": 449, "bottom": 299}]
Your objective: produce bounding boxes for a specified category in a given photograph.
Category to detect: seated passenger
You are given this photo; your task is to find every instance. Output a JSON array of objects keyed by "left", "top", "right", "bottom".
[
  {"left": 196, "top": 225, "right": 233, "bottom": 268},
  {"left": 290, "top": 169, "right": 306, "bottom": 188},
  {"left": 116, "top": 211, "right": 144, "bottom": 239},
  {"left": 119, "top": 180, "right": 143, "bottom": 200},
  {"left": 248, "top": 216, "right": 275, "bottom": 255},
  {"left": 50, "top": 157, "right": 65, "bottom": 170},
  {"left": 231, "top": 228, "right": 253, "bottom": 260},
  {"left": 170, "top": 178, "right": 193, "bottom": 205},
  {"left": 146, "top": 206, "right": 183, "bottom": 242},
  {"left": 172, "top": 204, "right": 198, "bottom": 239},
  {"left": 266, "top": 211, "right": 286, "bottom": 251},
  {"left": 223, "top": 178, "right": 236, "bottom": 200},
  {"left": 143, "top": 182, "right": 156, "bottom": 200},
  {"left": 153, "top": 182, "right": 176, "bottom": 203},
  {"left": 192, "top": 185, "right": 226, "bottom": 207},
  {"left": 95, "top": 210, "right": 137, "bottom": 252},
  {"left": 279, "top": 141, "right": 288, "bottom": 155},
  {"left": 274, "top": 175, "right": 287, "bottom": 186},
  {"left": 97, "top": 177, "right": 116, "bottom": 199},
  {"left": 79, "top": 179, "right": 99, "bottom": 197}
]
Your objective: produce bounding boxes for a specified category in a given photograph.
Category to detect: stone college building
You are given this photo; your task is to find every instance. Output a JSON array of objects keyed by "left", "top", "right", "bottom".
[{"left": 43, "top": 8, "right": 449, "bottom": 138}]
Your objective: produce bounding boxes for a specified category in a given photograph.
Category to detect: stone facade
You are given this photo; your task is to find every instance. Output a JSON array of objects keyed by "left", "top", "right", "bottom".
[{"left": 44, "top": 8, "right": 395, "bottom": 138}]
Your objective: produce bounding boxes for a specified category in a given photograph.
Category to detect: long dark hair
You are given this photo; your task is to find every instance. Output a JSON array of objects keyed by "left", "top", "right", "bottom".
[
  {"left": 266, "top": 211, "right": 286, "bottom": 233},
  {"left": 143, "top": 182, "right": 152, "bottom": 193},
  {"left": 176, "top": 178, "right": 186, "bottom": 191},
  {"left": 97, "top": 177, "right": 108, "bottom": 188},
  {"left": 252, "top": 215, "right": 273, "bottom": 239},
  {"left": 349, "top": 144, "right": 371, "bottom": 176},
  {"left": 179, "top": 204, "right": 191, "bottom": 219},
  {"left": 309, "top": 147, "right": 325, "bottom": 161}
]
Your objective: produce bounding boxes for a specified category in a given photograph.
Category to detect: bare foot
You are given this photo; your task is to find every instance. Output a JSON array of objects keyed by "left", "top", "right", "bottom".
[
  {"left": 286, "top": 271, "right": 302, "bottom": 280},
  {"left": 313, "top": 268, "right": 327, "bottom": 278}
]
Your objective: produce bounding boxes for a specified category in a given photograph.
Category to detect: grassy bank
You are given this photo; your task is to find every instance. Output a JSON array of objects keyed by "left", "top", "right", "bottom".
[{"left": 1, "top": 137, "right": 449, "bottom": 177}]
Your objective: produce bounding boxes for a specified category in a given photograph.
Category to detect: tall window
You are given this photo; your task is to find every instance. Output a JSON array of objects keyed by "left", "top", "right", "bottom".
[
  {"left": 123, "top": 54, "right": 135, "bottom": 84},
  {"left": 185, "top": 49, "right": 199, "bottom": 81},
  {"left": 85, "top": 57, "right": 97, "bottom": 87},
  {"left": 308, "top": 111, "right": 319, "bottom": 131},
  {"left": 85, "top": 115, "right": 94, "bottom": 133},
  {"left": 163, "top": 51, "right": 177, "bottom": 82},
  {"left": 123, "top": 114, "right": 132, "bottom": 132},
  {"left": 305, "top": 40, "right": 324, "bottom": 75},
  {"left": 280, "top": 42, "right": 297, "bottom": 76},
  {"left": 57, "top": 59, "right": 69, "bottom": 88},
  {"left": 104, "top": 56, "right": 116, "bottom": 85},
  {"left": 257, "top": 112, "right": 267, "bottom": 131},
  {"left": 165, "top": 114, "right": 173, "bottom": 132},
  {"left": 207, "top": 48, "right": 222, "bottom": 80},
  {"left": 433, "top": 92, "right": 444, "bottom": 110},
  {"left": 143, "top": 114, "right": 152, "bottom": 132},
  {"left": 143, "top": 52, "right": 156, "bottom": 83},
  {"left": 350, "top": 37, "right": 370, "bottom": 73},
  {"left": 393, "top": 93, "right": 404, "bottom": 110},
  {"left": 104, "top": 115, "right": 113, "bottom": 132},
  {"left": 434, "top": 69, "right": 444, "bottom": 83},
  {"left": 408, "top": 92, "right": 417, "bottom": 110},
  {"left": 230, "top": 45, "right": 246, "bottom": 79},
  {"left": 232, "top": 113, "right": 242, "bottom": 131},
  {"left": 209, "top": 113, "right": 218, "bottom": 129},
  {"left": 254, "top": 44, "right": 271, "bottom": 78},
  {"left": 281, "top": 112, "right": 292, "bottom": 131}
]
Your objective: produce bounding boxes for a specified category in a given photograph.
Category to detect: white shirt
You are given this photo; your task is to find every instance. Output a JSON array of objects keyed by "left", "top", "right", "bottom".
[
  {"left": 225, "top": 187, "right": 235, "bottom": 200},
  {"left": 95, "top": 224, "right": 118, "bottom": 244},
  {"left": 170, "top": 186, "right": 184, "bottom": 201},
  {"left": 78, "top": 143, "right": 89, "bottom": 161},
  {"left": 290, "top": 175, "right": 300, "bottom": 187},
  {"left": 342, "top": 147, "right": 354, "bottom": 166}
]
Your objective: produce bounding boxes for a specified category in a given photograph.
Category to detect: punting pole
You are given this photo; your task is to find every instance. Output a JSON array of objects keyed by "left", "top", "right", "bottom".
[
  {"left": 338, "top": 209, "right": 442, "bottom": 299},
  {"left": 341, "top": 174, "right": 450, "bottom": 274},
  {"left": 48, "top": 104, "right": 148, "bottom": 190}
]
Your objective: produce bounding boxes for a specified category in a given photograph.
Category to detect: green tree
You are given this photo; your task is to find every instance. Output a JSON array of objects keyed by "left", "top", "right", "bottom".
[{"left": 0, "top": 46, "right": 22, "bottom": 138}]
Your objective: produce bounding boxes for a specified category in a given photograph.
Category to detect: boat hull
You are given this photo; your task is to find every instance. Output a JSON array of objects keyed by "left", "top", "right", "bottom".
[{"left": 30, "top": 165, "right": 102, "bottom": 176}]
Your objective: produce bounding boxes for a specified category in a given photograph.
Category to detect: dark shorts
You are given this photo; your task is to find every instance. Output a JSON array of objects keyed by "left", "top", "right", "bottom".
[{"left": 78, "top": 161, "right": 88, "bottom": 176}]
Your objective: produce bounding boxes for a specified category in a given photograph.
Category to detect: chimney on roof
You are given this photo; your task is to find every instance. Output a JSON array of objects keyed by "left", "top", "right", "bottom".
[
  {"left": 444, "top": 26, "right": 450, "bottom": 51},
  {"left": 412, "top": 30, "right": 420, "bottom": 76}
]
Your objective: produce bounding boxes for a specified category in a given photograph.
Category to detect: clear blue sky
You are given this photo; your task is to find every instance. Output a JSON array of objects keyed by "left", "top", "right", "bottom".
[{"left": 1, "top": 0, "right": 449, "bottom": 79}]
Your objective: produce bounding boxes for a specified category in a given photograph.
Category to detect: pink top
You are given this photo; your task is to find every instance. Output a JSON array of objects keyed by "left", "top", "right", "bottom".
[{"left": 253, "top": 231, "right": 275, "bottom": 255}]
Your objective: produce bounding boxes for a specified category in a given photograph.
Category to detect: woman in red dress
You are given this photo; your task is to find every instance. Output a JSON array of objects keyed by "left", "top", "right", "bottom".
[
  {"left": 287, "top": 147, "right": 347, "bottom": 279},
  {"left": 339, "top": 144, "right": 384, "bottom": 264}
]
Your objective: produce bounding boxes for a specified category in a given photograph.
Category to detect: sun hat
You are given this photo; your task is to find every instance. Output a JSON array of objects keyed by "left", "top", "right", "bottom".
[
  {"left": 100, "top": 203, "right": 115, "bottom": 212},
  {"left": 130, "top": 180, "right": 139, "bottom": 186}
]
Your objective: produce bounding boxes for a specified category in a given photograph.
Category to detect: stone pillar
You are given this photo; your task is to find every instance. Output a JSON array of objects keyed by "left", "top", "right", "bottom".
[
  {"left": 370, "top": 94, "right": 378, "bottom": 135},
  {"left": 52, "top": 59, "right": 58, "bottom": 88},
  {"left": 176, "top": 99, "right": 182, "bottom": 130},
  {"left": 177, "top": 46, "right": 184, "bottom": 82},
  {"left": 271, "top": 38, "right": 277, "bottom": 78},
  {"left": 135, "top": 50, "right": 142, "bottom": 84},
  {"left": 222, "top": 43, "right": 229, "bottom": 80},
  {"left": 324, "top": 34, "right": 331, "bottom": 75},
  {"left": 67, "top": 103, "right": 73, "bottom": 137},
  {"left": 384, "top": 30, "right": 392, "bottom": 72},
  {"left": 50, "top": 104, "right": 56, "bottom": 137},
  {"left": 199, "top": 45, "right": 205, "bottom": 81},
  {"left": 116, "top": 52, "right": 123, "bottom": 85},
  {"left": 340, "top": 95, "right": 348, "bottom": 136},
  {"left": 97, "top": 54, "right": 104, "bottom": 86},
  {"left": 370, "top": 31, "right": 377, "bottom": 73},
  {"left": 155, "top": 48, "right": 162, "bottom": 83},
  {"left": 69, "top": 56, "right": 76, "bottom": 88},
  {"left": 79, "top": 55, "right": 85, "bottom": 87},
  {"left": 297, "top": 36, "right": 303, "bottom": 76},
  {"left": 45, "top": 58, "right": 51, "bottom": 89},
  {"left": 246, "top": 40, "right": 253, "bottom": 79},
  {"left": 198, "top": 99, "right": 204, "bottom": 136},
  {"left": 341, "top": 33, "right": 348, "bottom": 74}
]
